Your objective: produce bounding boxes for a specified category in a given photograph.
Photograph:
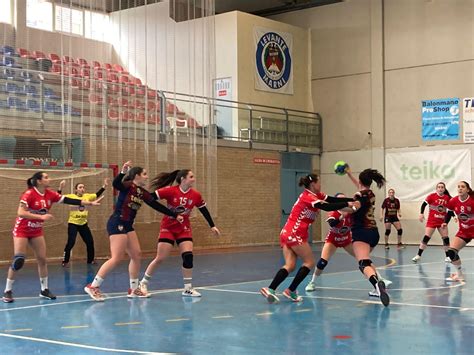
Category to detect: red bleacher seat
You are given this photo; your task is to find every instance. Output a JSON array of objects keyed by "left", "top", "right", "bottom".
[
  {"left": 117, "top": 97, "right": 129, "bottom": 107},
  {"left": 136, "top": 112, "right": 146, "bottom": 122},
  {"left": 17, "top": 48, "right": 34, "bottom": 59},
  {"left": 122, "top": 111, "right": 135, "bottom": 122},
  {"left": 63, "top": 55, "right": 76, "bottom": 64},
  {"left": 89, "top": 93, "right": 103, "bottom": 104},
  {"left": 120, "top": 75, "right": 130, "bottom": 84},
  {"left": 122, "top": 85, "right": 135, "bottom": 96},
  {"left": 135, "top": 85, "right": 146, "bottom": 97},
  {"left": 107, "top": 72, "right": 119, "bottom": 83},
  {"left": 32, "top": 51, "right": 47, "bottom": 59},
  {"left": 131, "top": 99, "right": 144, "bottom": 109},
  {"left": 147, "top": 89, "right": 157, "bottom": 99},
  {"left": 80, "top": 78, "right": 91, "bottom": 90},
  {"left": 81, "top": 67, "right": 91, "bottom": 78},
  {"left": 108, "top": 83, "right": 120, "bottom": 93},
  {"left": 94, "top": 69, "right": 106, "bottom": 81},
  {"left": 107, "top": 96, "right": 118, "bottom": 106},
  {"left": 146, "top": 101, "right": 157, "bottom": 111},
  {"left": 104, "top": 63, "right": 116, "bottom": 72},
  {"left": 50, "top": 63, "right": 64, "bottom": 74},
  {"left": 108, "top": 109, "right": 119, "bottom": 121},
  {"left": 147, "top": 113, "right": 160, "bottom": 125},
  {"left": 92, "top": 61, "right": 101, "bottom": 69},
  {"left": 78, "top": 58, "right": 89, "bottom": 67},
  {"left": 112, "top": 64, "right": 127, "bottom": 73},
  {"left": 49, "top": 53, "right": 62, "bottom": 63},
  {"left": 131, "top": 77, "right": 142, "bottom": 86}
]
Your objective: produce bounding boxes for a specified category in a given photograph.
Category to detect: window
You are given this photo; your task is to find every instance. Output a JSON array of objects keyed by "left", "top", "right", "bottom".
[
  {"left": 55, "top": 5, "right": 84, "bottom": 35},
  {"left": 26, "top": 0, "right": 53, "bottom": 31},
  {"left": 85, "top": 11, "right": 109, "bottom": 42},
  {"left": 0, "top": 0, "right": 12, "bottom": 24}
]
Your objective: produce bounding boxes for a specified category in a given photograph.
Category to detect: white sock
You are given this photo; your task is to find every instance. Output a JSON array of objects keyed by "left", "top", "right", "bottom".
[
  {"left": 4, "top": 279, "right": 14, "bottom": 292},
  {"left": 91, "top": 275, "right": 104, "bottom": 288},
  {"left": 40, "top": 277, "right": 48, "bottom": 291},
  {"left": 184, "top": 277, "right": 192, "bottom": 290},
  {"left": 457, "top": 264, "right": 463, "bottom": 276},
  {"left": 141, "top": 273, "right": 152, "bottom": 284},
  {"left": 130, "top": 279, "right": 139, "bottom": 290},
  {"left": 310, "top": 273, "right": 318, "bottom": 283}
]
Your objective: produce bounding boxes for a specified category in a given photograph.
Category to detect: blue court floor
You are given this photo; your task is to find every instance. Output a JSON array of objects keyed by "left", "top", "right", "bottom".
[{"left": 0, "top": 245, "right": 472, "bottom": 354}]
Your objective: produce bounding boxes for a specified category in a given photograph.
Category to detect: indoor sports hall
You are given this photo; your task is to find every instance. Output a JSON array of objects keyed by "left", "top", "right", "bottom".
[{"left": 0, "top": 1, "right": 472, "bottom": 354}]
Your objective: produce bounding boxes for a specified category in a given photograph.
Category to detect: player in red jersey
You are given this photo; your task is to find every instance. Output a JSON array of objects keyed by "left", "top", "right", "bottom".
[
  {"left": 305, "top": 193, "right": 355, "bottom": 292},
  {"left": 412, "top": 182, "right": 451, "bottom": 263},
  {"left": 345, "top": 167, "right": 390, "bottom": 307},
  {"left": 260, "top": 174, "right": 355, "bottom": 303},
  {"left": 380, "top": 188, "right": 404, "bottom": 249},
  {"left": 84, "top": 162, "right": 183, "bottom": 301},
  {"left": 2, "top": 171, "right": 103, "bottom": 303},
  {"left": 444, "top": 181, "right": 474, "bottom": 282},
  {"left": 139, "top": 169, "right": 220, "bottom": 297}
]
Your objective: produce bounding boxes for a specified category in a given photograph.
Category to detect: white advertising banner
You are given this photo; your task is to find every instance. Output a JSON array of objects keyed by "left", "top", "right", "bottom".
[
  {"left": 254, "top": 27, "right": 293, "bottom": 95},
  {"left": 463, "top": 98, "right": 474, "bottom": 143},
  {"left": 385, "top": 149, "right": 471, "bottom": 201}
]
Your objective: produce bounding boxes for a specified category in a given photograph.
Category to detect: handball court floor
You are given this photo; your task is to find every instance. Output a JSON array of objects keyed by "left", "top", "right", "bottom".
[{"left": 0, "top": 245, "right": 472, "bottom": 354}]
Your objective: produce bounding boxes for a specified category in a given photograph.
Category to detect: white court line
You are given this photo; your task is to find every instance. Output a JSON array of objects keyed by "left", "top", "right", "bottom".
[
  {"left": 199, "top": 287, "right": 473, "bottom": 311},
  {"left": 0, "top": 333, "right": 175, "bottom": 354},
  {"left": 0, "top": 288, "right": 183, "bottom": 313}
]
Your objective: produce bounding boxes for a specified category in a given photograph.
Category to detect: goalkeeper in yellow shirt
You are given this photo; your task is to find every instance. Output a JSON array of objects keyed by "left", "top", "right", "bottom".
[{"left": 58, "top": 178, "right": 109, "bottom": 267}]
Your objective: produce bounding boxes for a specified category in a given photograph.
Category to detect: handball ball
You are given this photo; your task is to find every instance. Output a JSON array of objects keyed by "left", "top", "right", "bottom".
[{"left": 334, "top": 161, "right": 348, "bottom": 175}]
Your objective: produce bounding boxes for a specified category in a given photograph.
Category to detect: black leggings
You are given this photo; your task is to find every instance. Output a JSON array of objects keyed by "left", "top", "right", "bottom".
[{"left": 63, "top": 223, "right": 95, "bottom": 263}]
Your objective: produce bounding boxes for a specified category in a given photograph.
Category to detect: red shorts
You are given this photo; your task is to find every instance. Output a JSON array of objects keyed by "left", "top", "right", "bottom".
[
  {"left": 159, "top": 226, "right": 192, "bottom": 244},
  {"left": 279, "top": 228, "right": 308, "bottom": 248},
  {"left": 426, "top": 221, "right": 444, "bottom": 229},
  {"left": 325, "top": 233, "right": 351, "bottom": 248},
  {"left": 13, "top": 233, "right": 43, "bottom": 239}
]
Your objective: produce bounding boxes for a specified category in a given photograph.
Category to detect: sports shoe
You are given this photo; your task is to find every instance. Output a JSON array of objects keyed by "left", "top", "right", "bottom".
[
  {"left": 305, "top": 281, "right": 317, "bottom": 292},
  {"left": 39, "top": 289, "right": 56, "bottom": 300},
  {"left": 2, "top": 290, "right": 13, "bottom": 303},
  {"left": 375, "top": 281, "right": 389, "bottom": 307},
  {"left": 397, "top": 243, "right": 405, "bottom": 249},
  {"left": 444, "top": 257, "right": 452, "bottom": 263},
  {"left": 84, "top": 284, "right": 105, "bottom": 301},
  {"left": 385, "top": 244, "right": 390, "bottom": 250},
  {"left": 283, "top": 288, "right": 303, "bottom": 302},
  {"left": 446, "top": 273, "right": 465, "bottom": 282},
  {"left": 260, "top": 287, "right": 279, "bottom": 303},
  {"left": 379, "top": 278, "right": 392, "bottom": 287},
  {"left": 128, "top": 287, "right": 150, "bottom": 298},
  {"left": 368, "top": 289, "right": 379, "bottom": 298},
  {"left": 182, "top": 288, "right": 201, "bottom": 297},
  {"left": 412, "top": 255, "right": 421, "bottom": 263},
  {"left": 139, "top": 281, "right": 149, "bottom": 295}
]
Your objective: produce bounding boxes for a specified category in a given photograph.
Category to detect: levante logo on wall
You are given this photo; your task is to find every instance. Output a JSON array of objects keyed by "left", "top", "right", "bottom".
[{"left": 254, "top": 27, "right": 293, "bottom": 95}]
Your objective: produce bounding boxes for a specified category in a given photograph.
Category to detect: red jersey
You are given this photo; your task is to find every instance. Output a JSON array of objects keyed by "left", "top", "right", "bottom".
[
  {"left": 156, "top": 186, "right": 205, "bottom": 231},
  {"left": 13, "top": 187, "right": 63, "bottom": 237},
  {"left": 352, "top": 189, "right": 377, "bottom": 229},
  {"left": 424, "top": 192, "right": 450, "bottom": 227},
  {"left": 447, "top": 195, "right": 474, "bottom": 238},
  {"left": 381, "top": 197, "right": 400, "bottom": 218},
  {"left": 280, "top": 190, "right": 327, "bottom": 247},
  {"left": 325, "top": 211, "right": 352, "bottom": 248}
]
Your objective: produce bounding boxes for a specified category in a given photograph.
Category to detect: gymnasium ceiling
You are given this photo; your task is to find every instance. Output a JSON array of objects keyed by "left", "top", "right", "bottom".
[{"left": 94, "top": 0, "right": 342, "bottom": 16}]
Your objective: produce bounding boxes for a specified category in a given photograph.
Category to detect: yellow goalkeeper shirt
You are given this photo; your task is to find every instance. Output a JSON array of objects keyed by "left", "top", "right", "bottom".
[{"left": 64, "top": 193, "right": 97, "bottom": 225}]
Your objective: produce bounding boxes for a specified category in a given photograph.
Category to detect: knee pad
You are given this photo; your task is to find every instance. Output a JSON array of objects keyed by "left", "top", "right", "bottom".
[
  {"left": 316, "top": 258, "right": 328, "bottom": 270},
  {"left": 397, "top": 228, "right": 403, "bottom": 236},
  {"left": 442, "top": 237, "right": 450, "bottom": 246},
  {"left": 446, "top": 248, "right": 459, "bottom": 262},
  {"left": 182, "top": 251, "right": 193, "bottom": 269},
  {"left": 11, "top": 254, "right": 25, "bottom": 271},
  {"left": 385, "top": 229, "right": 391, "bottom": 237},
  {"left": 422, "top": 235, "right": 431, "bottom": 245},
  {"left": 358, "top": 259, "right": 372, "bottom": 273}
]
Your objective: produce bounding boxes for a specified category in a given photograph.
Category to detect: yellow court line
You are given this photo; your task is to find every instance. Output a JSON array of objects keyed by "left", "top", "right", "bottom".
[
  {"left": 114, "top": 321, "right": 142, "bottom": 326},
  {"left": 4, "top": 328, "right": 32, "bottom": 332},
  {"left": 256, "top": 312, "right": 273, "bottom": 316},
  {"left": 61, "top": 325, "right": 90, "bottom": 329},
  {"left": 165, "top": 318, "right": 190, "bottom": 322}
]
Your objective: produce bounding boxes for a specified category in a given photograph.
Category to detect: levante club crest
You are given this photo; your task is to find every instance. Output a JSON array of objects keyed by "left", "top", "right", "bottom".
[{"left": 256, "top": 31, "right": 292, "bottom": 91}]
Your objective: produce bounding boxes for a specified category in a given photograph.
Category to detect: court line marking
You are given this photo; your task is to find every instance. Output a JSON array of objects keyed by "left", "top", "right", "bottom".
[
  {"left": 4, "top": 328, "right": 32, "bottom": 332},
  {"left": 199, "top": 287, "right": 473, "bottom": 311},
  {"left": 256, "top": 312, "right": 273, "bottom": 316},
  {"left": 211, "top": 315, "right": 233, "bottom": 319},
  {"left": 114, "top": 321, "right": 142, "bottom": 326},
  {"left": 294, "top": 308, "right": 312, "bottom": 313},
  {"left": 0, "top": 332, "right": 174, "bottom": 354},
  {"left": 165, "top": 318, "right": 190, "bottom": 322},
  {"left": 61, "top": 325, "right": 89, "bottom": 329}
]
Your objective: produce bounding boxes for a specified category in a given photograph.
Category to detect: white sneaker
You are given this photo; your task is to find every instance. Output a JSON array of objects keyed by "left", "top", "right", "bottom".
[
  {"left": 182, "top": 288, "right": 201, "bottom": 297},
  {"left": 444, "top": 257, "right": 452, "bottom": 263},
  {"left": 368, "top": 289, "right": 379, "bottom": 298},
  {"left": 139, "top": 281, "right": 149, "bottom": 295},
  {"left": 305, "top": 281, "right": 317, "bottom": 292},
  {"left": 380, "top": 278, "right": 392, "bottom": 288},
  {"left": 412, "top": 255, "right": 421, "bottom": 263},
  {"left": 446, "top": 273, "right": 465, "bottom": 282},
  {"left": 84, "top": 284, "right": 105, "bottom": 301}
]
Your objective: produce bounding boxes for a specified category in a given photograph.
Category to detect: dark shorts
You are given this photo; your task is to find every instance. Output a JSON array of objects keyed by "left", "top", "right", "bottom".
[
  {"left": 107, "top": 216, "right": 134, "bottom": 236},
  {"left": 351, "top": 228, "right": 380, "bottom": 248},
  {"left": 384, "top": 216, "right": 400, "bottom": 224}
]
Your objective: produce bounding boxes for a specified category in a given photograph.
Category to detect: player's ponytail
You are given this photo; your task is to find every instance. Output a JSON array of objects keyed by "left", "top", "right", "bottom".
[
  {"left": 298, "top": 173, "right": 319, "bottom": 188},
  {"left": 151, "top": 169, "right": 191, "bottom": 190},
  {"left": 437, "top": 182, "right": 451, "bottom": 198},
  {"left": 359, "top": 169, "right": 386, "bottom": 189},
  {"left": 27, "top": 172, "right": 44, "bottom": 188}
]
